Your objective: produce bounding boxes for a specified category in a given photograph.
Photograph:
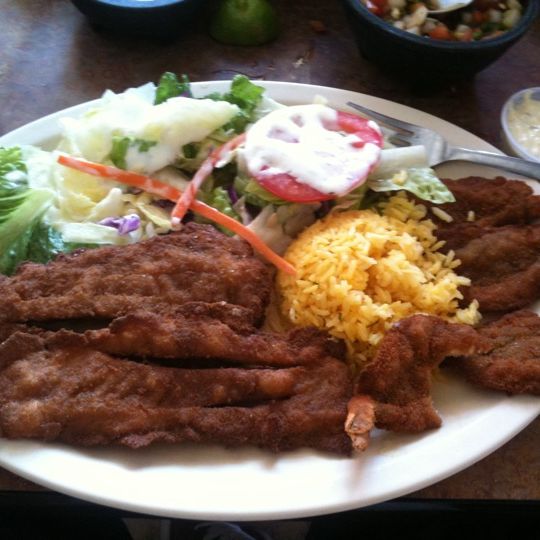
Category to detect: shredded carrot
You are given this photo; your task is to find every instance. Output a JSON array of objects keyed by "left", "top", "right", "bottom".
[
  {"left": 57, "top": 154, "right": 296, "bottom": 276},
  {"left": 170, "top": 156, "right": 215, "bottom": 227},
  {"left": 171, "top": 133, "right": 246, "bottom": 225}
]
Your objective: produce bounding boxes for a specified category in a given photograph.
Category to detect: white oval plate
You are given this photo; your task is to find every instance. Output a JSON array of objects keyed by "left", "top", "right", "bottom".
[{"left": 0, "top": 82, "right": 538, "bottom": 521}]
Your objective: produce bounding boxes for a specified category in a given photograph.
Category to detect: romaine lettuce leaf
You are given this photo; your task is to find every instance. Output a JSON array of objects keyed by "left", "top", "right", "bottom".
[
  {"left": 0, "top": 147, "right": 27, "bottom": 192},
  {"left": 0, "top": 146, "right": 97, "bottom": 275},
  {"left": 0, "top": 147, "right": 52, "bottom": 274},
  {"left": 367, "top": 168, "right": 455, "bottom": 204},
  {"left": 0, "top": 220, "right": 95, "bottom": 275},
  {"left": 0, "top": 190, "right": 53, "bottom": 275}
]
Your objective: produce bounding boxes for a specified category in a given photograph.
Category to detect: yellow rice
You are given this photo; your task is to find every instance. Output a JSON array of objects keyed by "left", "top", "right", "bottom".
[{"left": 276, "top": 193, "right": 480, "bottom": 367}]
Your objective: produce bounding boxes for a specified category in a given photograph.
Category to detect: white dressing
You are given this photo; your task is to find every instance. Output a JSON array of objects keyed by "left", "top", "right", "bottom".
[
  {"left": 507, "top": 90, "right": 540, "bottom": 159},
  {"left": 242, "top": 104, "right": 381, "bottom": 196}
]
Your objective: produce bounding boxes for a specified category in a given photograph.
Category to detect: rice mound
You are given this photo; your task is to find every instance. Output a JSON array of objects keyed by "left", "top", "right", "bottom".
[{"left": 277, "top": 193, "right": 480, "bottom": 366}]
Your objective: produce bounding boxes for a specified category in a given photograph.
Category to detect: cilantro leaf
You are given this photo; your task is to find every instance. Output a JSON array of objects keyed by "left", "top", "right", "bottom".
[
  {"left": 205, "top": 75, "right": 265, "bottom": 133},
  {"left": 154, "top": 72, "right": 192, "bottom": 105}
]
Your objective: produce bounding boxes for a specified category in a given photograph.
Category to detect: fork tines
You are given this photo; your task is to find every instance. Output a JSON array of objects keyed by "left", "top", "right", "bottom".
[{"left": 346, "top": 101, "right": 416, "bottom": 134}]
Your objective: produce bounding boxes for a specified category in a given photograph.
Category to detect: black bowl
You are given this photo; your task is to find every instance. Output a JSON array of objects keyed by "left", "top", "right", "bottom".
[
  {"left": 71, "top": 0, "right": 208, "bottom": 38},
  {"left": 341, "top": 0, "right": 539, "bottom": 80}
]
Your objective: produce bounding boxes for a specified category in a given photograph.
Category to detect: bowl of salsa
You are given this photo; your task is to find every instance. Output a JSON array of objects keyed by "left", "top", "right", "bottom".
[{"left": 341, "top": 0, "right": 539, "bottom": 80}]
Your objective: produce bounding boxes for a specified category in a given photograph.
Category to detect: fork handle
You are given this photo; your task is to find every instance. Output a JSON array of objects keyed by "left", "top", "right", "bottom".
[{"left": 447, "top": 147, "right": 540, "bottom": 180}]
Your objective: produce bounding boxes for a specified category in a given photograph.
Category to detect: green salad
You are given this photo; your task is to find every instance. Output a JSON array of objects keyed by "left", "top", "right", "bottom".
[{"left": 0, "top": 72, "right": 453, "bottom": 275}]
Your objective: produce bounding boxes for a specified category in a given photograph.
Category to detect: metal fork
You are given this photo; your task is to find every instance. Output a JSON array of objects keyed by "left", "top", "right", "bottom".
[{"left": 347, "top": 101, "right": 540, "bottom": 180}]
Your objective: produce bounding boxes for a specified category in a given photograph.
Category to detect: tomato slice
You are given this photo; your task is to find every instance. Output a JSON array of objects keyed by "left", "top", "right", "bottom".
[
  {"left": 257, "top": 172, "right": 336, "bottom": 203},
  {"left": 332, "top": 112, "right": 384, "bottom": 148},
  {"left": 250, "top": 109, "right": 383, "bottom": 203}
]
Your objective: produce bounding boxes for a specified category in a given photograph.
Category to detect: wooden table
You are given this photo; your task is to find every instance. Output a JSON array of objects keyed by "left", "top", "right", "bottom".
[{"left": 0, "top": 0, "right": 539, "bottom": 509}]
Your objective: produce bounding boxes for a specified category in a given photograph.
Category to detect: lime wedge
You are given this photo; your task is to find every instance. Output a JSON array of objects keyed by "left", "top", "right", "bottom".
[{"left": 210, "top": 0, "right": 280, "bottom": 46}]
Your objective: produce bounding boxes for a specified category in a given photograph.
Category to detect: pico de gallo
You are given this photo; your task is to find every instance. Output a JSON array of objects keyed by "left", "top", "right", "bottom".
[{"left": 362, "top": 0, "right": 524, "bottom": 41}]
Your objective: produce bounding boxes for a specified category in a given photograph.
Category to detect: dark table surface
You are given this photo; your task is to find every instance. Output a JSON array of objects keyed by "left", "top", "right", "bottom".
[{"left": 0, "top": 0, "right": 539, "bottom": 509}]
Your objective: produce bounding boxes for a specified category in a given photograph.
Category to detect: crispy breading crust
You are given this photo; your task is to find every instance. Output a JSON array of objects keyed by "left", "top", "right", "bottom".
[
  {"left": 0, "top": 327, "right": 353, "bottom": 454},
  {"left": 423, "top": 177, "right": 540, "bottom": 313},
  {"left": 81, "top": 302, "right": 346, "bottom": 366},
  {"left": 429, "top": 176, "right": 540, "bottom": 252},
  {"left": 0, "top": 223, "right": 272, "bottom": 326},
  {"left": 455, "top": 225, "right": 540, "bottom": 313},
  {"left": 450, "top": 310, "right": 540, "bottom": 395},
  {"left": 354, "top": 315, "right": 487, "bottom": 433}
]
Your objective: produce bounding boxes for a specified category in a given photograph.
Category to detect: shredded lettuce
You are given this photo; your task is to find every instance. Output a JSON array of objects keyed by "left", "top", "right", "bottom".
[
  {"left": 154, "top": 72, "right": 191, "bottom": 105},
  {"left": 0, "top": 146, "right": 88, "bottom": 275},
  {"left": 333, "top": 183, "right": 374, "bottom": 211},
  {"left": 3, "top": 221, "right": 94, "bottom": 275},
  {"left": 55, "top": 222, "right": 129, "bottom": 245},
  {"left": 59, "top": 86, "right": 238, "bottom": 174},
  {"left": 246, "top": 203, "right": 318, "bottom": 254},
  {"left": 367, "top": 168, "right": 455, "bottom": 204},
  {"left": 182, "top": 142, "right": 199, "bottom": 159},
  {"left": 205, "top": 75, "right": 265, "bottom": 133},
  {"left": 1, "top": 77, "right": 460, "bottom": 276},
  {"left": 176, "top": 139, "right": 215, "bottom": 172},
  {"left": 110, "top": 136, "right": 158, "bottom": 169},
  {"left": 207, "top": 186, "right": 239, "bottom": 219},
  {"left": 0, "top": 147, "right": 27, "bottom": 189},
  {"left": 196, "top": 186, "right": 240, "bottom": 235},
  {"left": 234, "top": 175, "right": 288, "bottom": 207}
]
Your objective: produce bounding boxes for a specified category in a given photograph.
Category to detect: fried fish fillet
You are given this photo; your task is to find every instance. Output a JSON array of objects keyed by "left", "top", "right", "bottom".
[
  {"left": 0, "top": 301, "right": 345, "bottom": 368},
  {"left": 0, "top": 223, "right": 272, "bottom": 326},
  {"left": 350, "top": 315, "right": 486, "bottom": 436},
  {"left": 450, "top": 310, "right": 540, "bottom": 395},
  {"left": 455, "top": 225, "right": 540, "bottom": 313},
  {"left": 80, "top": 302, "right": 345, "bottom": 367},
  {"left": 421, "top": 176, "right": 540, "bottom": 312},
  {"left": 428, "top": 176, "right": 540, "bottom": 252},
  {"left": 0, "top": 330, "right": 353, "bottom": 454}
]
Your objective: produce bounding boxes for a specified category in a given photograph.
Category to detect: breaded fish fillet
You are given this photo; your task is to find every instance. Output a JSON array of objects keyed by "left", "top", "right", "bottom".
[
  {"left": 0, "top": 223, "right": 272, "bottom": 326},
  {"left": 451, "top": 310, "right": 540, "bottom": 395},
  {"left": 80, "top": 302, "right": 345, "bottom": 367},
  {"left": 428, "top": 176, "right": 540, "bottom": 252},
  {"left": 420, "top": 176, "right": 540, "bottom": 312},
  {"left": 0, "top": 330, "right": 353, "bottom": 455},
  {"left": 455, "top": 225, "right": 540, "bottom": 313},
  {"left": 349, "top": 315, "right": 486, "bottom": 437}
]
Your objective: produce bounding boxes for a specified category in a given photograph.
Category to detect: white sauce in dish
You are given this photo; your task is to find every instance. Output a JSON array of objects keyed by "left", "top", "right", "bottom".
[
  {"left": 507, "top": 91, "right": 540, "bottom": 159},
  {"left": 242, "top": 104, "right": 381, "bottom": 196}
]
